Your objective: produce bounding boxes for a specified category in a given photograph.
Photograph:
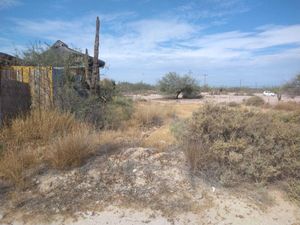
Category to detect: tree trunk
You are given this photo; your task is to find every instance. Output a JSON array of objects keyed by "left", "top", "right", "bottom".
[
  {"left": 277, "top": 93, "right": 282, "bottom": 101},
  {"left": 92, "top": 16, "right": 100, "bottom": 91},
  {"left": 176, "top": 91, "right": 181, "bottom": 99}
]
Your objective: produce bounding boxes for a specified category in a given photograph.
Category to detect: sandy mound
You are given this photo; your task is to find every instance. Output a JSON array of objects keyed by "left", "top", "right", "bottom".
[{"left": 0, "top": 147, "right": 299, "bottom": 224}]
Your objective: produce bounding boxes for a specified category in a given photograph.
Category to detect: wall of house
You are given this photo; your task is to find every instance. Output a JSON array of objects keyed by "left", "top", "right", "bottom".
[
  {"left": 0, "top": 66, "right": 53, "bottom": 108},
  {"left": 0, "top": 78, "right": 31, "bottom": 124}
]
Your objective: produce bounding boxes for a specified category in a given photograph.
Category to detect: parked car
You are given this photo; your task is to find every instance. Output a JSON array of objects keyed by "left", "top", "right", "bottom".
[{"left": 263, "top": 91, "right": 276, "bottom": 96}]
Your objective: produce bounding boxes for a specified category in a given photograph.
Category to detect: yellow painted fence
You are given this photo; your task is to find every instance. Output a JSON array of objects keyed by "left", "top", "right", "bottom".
[{"left": 0, "top": 66, "right": 54, "bottom": 108}]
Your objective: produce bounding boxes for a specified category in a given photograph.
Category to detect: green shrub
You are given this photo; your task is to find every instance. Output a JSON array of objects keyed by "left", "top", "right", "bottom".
[
  {"left": 104, "top": 96, "right": 133, "bottom": 129},
  {"left": 117, "top": 81, "right": 155, "bottom": 94},
  {"left": 173, "top": 104, "right": 300, "bottom": 200},
  {"left": 158, "top": 72, "right": 200, "bottom": 99},
  {"left": 245, "top": 96, "right": 265, "bottom": 106},
  {"left": 282, "top": 74, "right": 300, "bottom": 97}
]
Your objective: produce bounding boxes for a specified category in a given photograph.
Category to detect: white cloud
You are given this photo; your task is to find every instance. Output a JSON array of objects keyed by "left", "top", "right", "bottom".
[
  {"left": 0, "top": 0, "right": 20, "bottom": 9},
  {"left": 2, "top": 11, "right": 300, "bottom": 85}
]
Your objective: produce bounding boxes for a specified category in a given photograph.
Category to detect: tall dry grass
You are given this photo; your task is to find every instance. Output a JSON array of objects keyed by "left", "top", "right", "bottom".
[
  {"left": 47, "top": 129, "right": 98, "bottom": 169},
  {"left": 0, "top": 109, "right": 94, "bottom": 186},
  {"left": 0, "top": 148, "right": 38, "bottom": 187},
  {"left": 131, "top": 103, "right": 176, "bottom": 127},
  {"left": 1, "top": 109, "right": 83, "bottom": 146}
]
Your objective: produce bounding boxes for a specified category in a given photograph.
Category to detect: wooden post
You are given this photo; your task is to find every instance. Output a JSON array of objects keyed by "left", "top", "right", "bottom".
[{"left": 92, "top": 16, "right": 100, "bottom": 91}]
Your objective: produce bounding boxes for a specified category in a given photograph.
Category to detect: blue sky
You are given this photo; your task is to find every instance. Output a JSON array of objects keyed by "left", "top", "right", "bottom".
[{"left": 1, "top": 0, "right": 300, "bottom": 87}]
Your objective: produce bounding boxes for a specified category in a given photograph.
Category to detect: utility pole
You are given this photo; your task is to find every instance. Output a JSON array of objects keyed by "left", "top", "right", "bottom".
[{"left": 92, "top": 16, "right": 100, "bottom": 91}]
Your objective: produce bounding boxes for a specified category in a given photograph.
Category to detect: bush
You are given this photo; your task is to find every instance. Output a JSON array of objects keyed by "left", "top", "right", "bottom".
[
  {"left": 227, "top": 101, "right": 240, "bottom": 107},
  {"left": 117, "top": 81, "right": 155, "bottom": 94},
  {"left": 282, "top": 74, "right": 300, "bottom": 97},
  {"left": 173, "top": 104, "right": 300, "bottom": 200},
  {"left": 104, "top": 96, "right": 133, "bottom": 129},
  {"left": 55, "top": 83, "right": 133, "bottom": 129},
  {"left": 245, "top": 96, "right": 265, "bottom": 106},
  {"left": 158, "top": 72, "right": 200, "bottom": 99}
]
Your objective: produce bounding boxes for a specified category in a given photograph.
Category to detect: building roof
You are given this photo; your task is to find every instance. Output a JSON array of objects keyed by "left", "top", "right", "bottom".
[
  {"left": 0, "top": 52, "right": 20, "bottom": 66},
  {"left": 50, "top": 40, "right": 105, "bottom": 68}
]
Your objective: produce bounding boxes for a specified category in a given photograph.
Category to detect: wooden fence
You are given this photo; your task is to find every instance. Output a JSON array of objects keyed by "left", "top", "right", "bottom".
[{"left": 0, "top": 66, "right": 53, "bottom": 124}]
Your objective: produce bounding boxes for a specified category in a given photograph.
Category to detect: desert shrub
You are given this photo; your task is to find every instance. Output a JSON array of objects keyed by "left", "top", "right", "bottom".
[
  {"left": 104, "top": 96, "right": 134, "bottom": 129},
  {"left": 117, "top": 81, "right": 156, "bottom": 94},
  {"left": 282, "top": 74, "right": 300, "bottom": 97},
  {"left": 132, "top": 103, "right": 175, "bottom": 127},
  {"left": 47, "top": 129, "right": 97, "bottom": 169},
  {"left": 158, "top": 72, "right": 200, "bottom": 99},
  {"left": 245, "top": 96, "right": 265, "bottom": 106},
  {"left": 227, "top": 101, "right": 240, "bottom": 107},
  {"left": 55, "top": 79, "right": 133, "bottom": 129},
  {"left": 173, "top": 104, "right": 300, "bottom": 199},
  {"left": 274, "top": 101, "right": 300, "bottom": 111}
]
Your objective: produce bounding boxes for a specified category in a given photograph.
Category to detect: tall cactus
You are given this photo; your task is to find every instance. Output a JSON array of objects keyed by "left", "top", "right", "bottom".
[{"left": 92, "top": 16, "right": 100, "bottom": 91}]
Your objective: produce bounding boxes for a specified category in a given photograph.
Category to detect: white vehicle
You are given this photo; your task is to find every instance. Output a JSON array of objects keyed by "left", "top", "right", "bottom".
[{"left": 263, "top": 91, "right": 276, "bottom": 96}]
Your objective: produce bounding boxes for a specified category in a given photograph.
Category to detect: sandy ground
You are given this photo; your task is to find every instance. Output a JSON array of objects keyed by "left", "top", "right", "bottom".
[
  {"left": 1, "top": 147, "right": 299, "bottom": 225},
  {"left": 1, "top": 94, "right": 300, "bottom": 225},
  {"left": 129, "top": 92, "right": 300, "bottom": 105}
]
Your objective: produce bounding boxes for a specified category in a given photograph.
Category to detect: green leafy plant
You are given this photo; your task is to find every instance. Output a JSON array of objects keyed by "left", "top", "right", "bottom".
[{"left": 158, "top": 72, "right": 200, "bottom": 99}]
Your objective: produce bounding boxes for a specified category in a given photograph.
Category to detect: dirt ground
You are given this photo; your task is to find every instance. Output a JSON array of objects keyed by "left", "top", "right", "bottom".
[
  {"left": 1, "top": 147, "right": 299, "bottom": 225},
  {"left": 129, "top": 92, "right": 300, "bottom": 105},
  {"left": 1, "top": 95, "right": 300, "bottom": 225}
]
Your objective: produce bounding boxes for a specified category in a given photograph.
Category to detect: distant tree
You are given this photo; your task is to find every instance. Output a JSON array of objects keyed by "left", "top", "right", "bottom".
[
  {"left": 117, "top": 81, "right": 155, "bottom": 94},
  {"left": 158, "top": 72, "right": 200, "bottom": 99},
  {"left": 283, "top": 74, "right": 300, "bottom": 97}
]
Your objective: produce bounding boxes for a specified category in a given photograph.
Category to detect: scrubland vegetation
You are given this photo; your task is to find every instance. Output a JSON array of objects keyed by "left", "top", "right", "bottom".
[
  {"left": 0, "top": 71, "right": 300, "bottom": 223},
  {"left": 173, "top": 103, "right": 300, "bottom": 201},
  {"left": 0, "top": 100, "right": 176, "bottom": 187}
]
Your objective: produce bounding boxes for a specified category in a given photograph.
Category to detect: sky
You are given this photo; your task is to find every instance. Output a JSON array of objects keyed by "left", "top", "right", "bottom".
[{"left": 1, "top": 0, "right": 300, "bottom": 87}]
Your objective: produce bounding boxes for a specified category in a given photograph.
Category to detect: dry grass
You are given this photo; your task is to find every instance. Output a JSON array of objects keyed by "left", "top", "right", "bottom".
[
  {"left": 1, "top": 109, "right": 83, "bottom": 146},
  {"left": 0, "top": 149, "right": 38, "bottom": 187},
  {"left": 131, "top": 103, "right": 176, "bottom": 127},
  {"left": 273, "top": 101, "right": 300, "bottom": 111},
  {"left": 47, "top": 129, "right": 98, "bottom": 169},
  {"left": 142, "top": 125, "right": 176, "bottom": 150},
  {"left": 0, "top": 109, "right": 94, "bottom": 186},
  {"left": 99, "top": 127, "right": 141, "bottom": 146}
]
